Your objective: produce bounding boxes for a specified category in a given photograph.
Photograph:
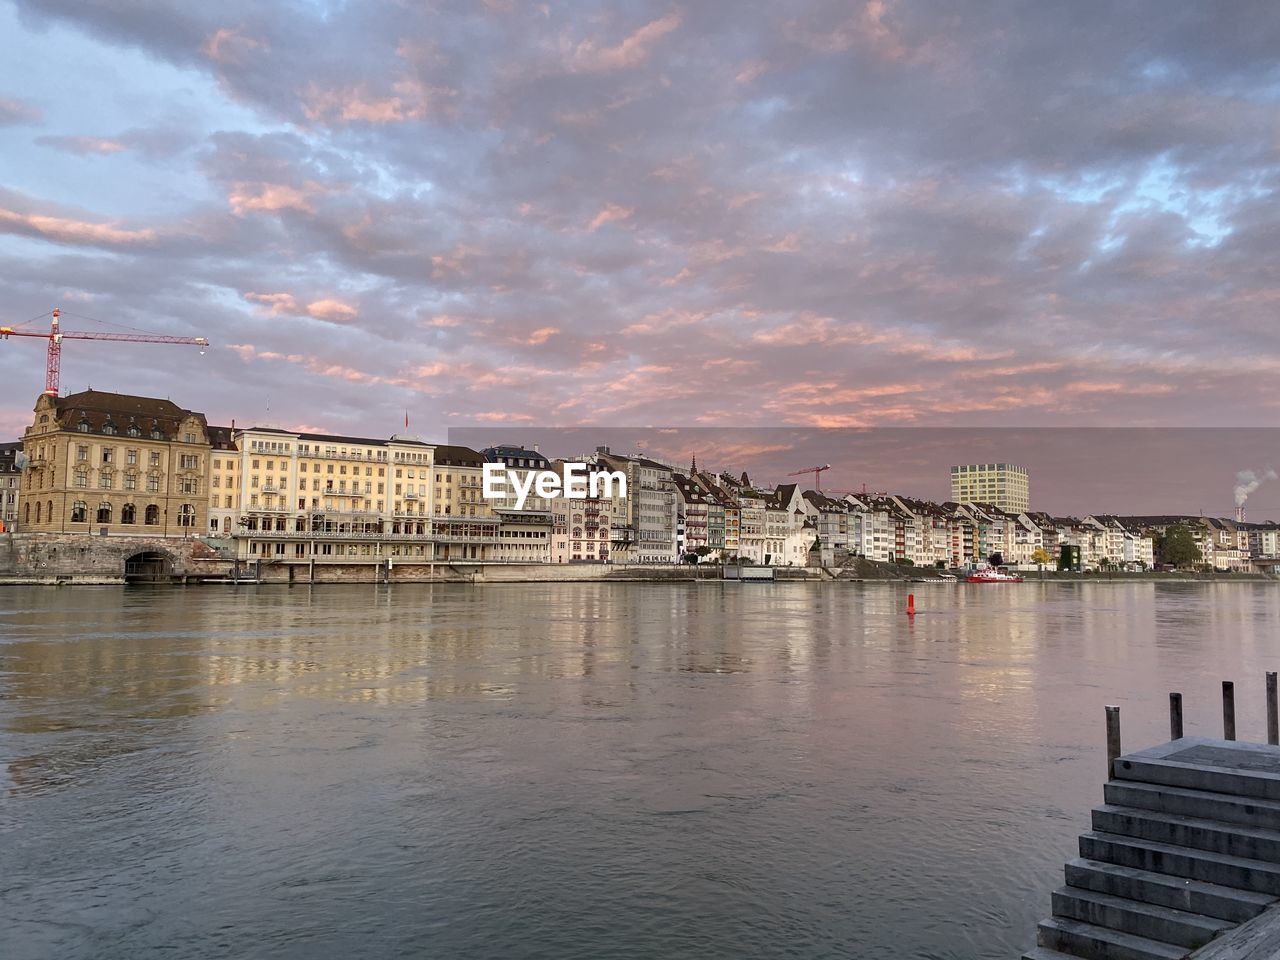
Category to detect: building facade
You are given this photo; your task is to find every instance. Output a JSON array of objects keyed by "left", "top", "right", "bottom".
[
  {"left": 950, "top": 463, "right": 1030, "bottom": 514},
  {"left": 0, "top": 441, "right": 20, "bottom": 530},
  {"left": 19, "top": 390, "right": 212, "bottom": 537}
]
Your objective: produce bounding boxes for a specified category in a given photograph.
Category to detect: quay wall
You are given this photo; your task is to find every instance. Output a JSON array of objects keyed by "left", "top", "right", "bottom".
[{"left": 0, "top": 533, "right": 823, "bottom": 584}]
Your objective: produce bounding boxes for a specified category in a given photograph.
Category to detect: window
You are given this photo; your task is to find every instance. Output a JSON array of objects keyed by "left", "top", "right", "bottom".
[
  {"left": 124, "top": 471, "right": 137, "bottom": 490},
  {"left": 180, "top": 477, "right": 199, "bottom": 494},
  {"left": 99, "top": 471, "right": 112, "bottom": 489},
  {"left": 102, "top": 422, "right": 117, "bottom": 435},
  {"left": 102, "top": 448, "right": 114, "bottom": 464},
  {"left": 127, "top": 449, "right": 137, "bottom": 465},
  {"left": 184, "top": 433, "right": 195, "bottom": 444},
  {"left": 177, "top": 504, "right": 196, "bottom": 527},
  {"left": 180, "top": 455, "right": 199, "bottom": 470},
  {"left": 147, "top": 475, "right": 160, "bottom": 493},
  {"left": 71, "top": 500, "right": 87, "bottom": 522},
  {"left": 150, "top": 452, "right": 160, "bottom": 467},
  {"left": 77, "top": 421, "right": 90, "bottom": 433},
  {"left": 144, "top": 504, "right": 160, "bottom": 525},
  {"left": 96, "top": 502, "right": 112, "bottom": 524},
  {"left": 151, "top": 429, "right": 162, "bottom": 440},
  {"left": 74, "top": 471, "right": 88, "bottom": 489},
  {"left": 77, "top": 445, "right": 89, "bottom": 461},
  {"left": 212, "top": 476, "right": 220, "bottom": 488},
  {"left": 121, "top": 503, "right": 136, "bottom": 524},
  {"left": 128, "top": 424, "right": 141, "bottom": 437}
]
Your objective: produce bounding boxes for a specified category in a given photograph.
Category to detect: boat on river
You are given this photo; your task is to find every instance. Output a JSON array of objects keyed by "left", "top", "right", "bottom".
[{"left": 966, "top": 565, "right": 1023, "bottom": 583}]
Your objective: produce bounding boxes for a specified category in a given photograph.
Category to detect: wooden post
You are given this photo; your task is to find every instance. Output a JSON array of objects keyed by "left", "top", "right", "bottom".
[
  {"left": 1105, "top": 705, "right": 1121, "bottom": 779},
  {"left": 1223, "top": 681, "right": 1236, "bottom": 741},
  {"left": 1267, "top": 672, "right": 1278, "bottom": 746},
  {"left": 1169, "top": 692, "right": 1183, "bottom": 740}
]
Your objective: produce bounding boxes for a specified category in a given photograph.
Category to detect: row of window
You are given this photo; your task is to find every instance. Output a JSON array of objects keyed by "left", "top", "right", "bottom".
[{"left": 22, "top": 501, "right": 197, "bottom": 526}]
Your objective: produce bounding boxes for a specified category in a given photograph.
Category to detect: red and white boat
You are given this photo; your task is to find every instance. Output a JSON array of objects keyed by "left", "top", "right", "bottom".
[{"left": 966, "top": 565, "right": 1023, "bottom": 583}]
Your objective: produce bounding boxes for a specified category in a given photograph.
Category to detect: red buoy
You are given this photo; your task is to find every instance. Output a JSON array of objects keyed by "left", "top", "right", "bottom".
[{"left": 907, "top": 593, "right": 915, "bottom": 615}]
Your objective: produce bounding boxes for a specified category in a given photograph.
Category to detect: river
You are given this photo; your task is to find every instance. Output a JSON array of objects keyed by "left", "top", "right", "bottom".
[{"left": 3, "top": 582, "right": 1279, "bottom": 959}]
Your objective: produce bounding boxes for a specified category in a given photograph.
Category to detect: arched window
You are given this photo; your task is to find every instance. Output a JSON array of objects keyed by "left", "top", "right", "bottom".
[
  {"left": 23, "top": 502, "right": 29, "bottom": 524},
  {"left": 35, "top": 502, "right": 42, "bottom": 523},
  {"left": 70, "top": 501, "right": 87, "bottom": 523},
  {"left": 102, "top": 422, "right": 117, "bottom": 435},
  {"left": 96, "top": 502, "right": 112, "bottom": 524},
  {"left": 144, "top": 504, "right": 160, "bottom": 525},
  {"left": 121, "top": 503, "right": 136, "bottom": 524},
  {"left": 127, "top": 424, "right": 141, "bottom": 437},
  {"left": 150, "top": 429, "right": 163, "bottom": 440},
  {"left": 47, "top": 500, "right": 52, "bottom": 523},
  {"left": 77, "top": 420, "right": 90, "bottom": 432},
  {"left": 222, "top": 517, "right": 231, "bottom": 534},
  {"left": 177, "top": 504, "right": 196, "bottom": 527}
]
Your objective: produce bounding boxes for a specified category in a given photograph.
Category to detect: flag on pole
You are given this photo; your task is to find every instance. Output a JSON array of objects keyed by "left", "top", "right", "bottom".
[{"left": 405, "top": 410, "right": 409, "bottom": 430}]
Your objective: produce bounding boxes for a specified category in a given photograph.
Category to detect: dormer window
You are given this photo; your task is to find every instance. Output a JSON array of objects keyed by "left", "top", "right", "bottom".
[
  {"left": 102, "top": 422, "right": 117, "bottom": 435},
  {"left": 151, "top": 430, "right": 163, "bottom": 440},
  {"left": 127, "top": 425, "right": 141, "bottom": 437},
  {"left": 77, "top": 421, "right": 90, "bottom": 433}
]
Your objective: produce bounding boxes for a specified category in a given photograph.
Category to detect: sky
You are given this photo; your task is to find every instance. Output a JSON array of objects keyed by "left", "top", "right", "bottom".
[{"left": 1, "top": 1, "right": 1279, "bottom": 510}]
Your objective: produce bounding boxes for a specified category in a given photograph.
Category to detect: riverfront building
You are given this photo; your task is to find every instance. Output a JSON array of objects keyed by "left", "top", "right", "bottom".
[
  {"left": 949, "top": 463, "right": 1030, "bottom": 514},
  {"left": 0, "top": 441, "right": 20, "bottom": 530},
  {"left": 18, "top": 390, "right": 212, "bottom": 536}
]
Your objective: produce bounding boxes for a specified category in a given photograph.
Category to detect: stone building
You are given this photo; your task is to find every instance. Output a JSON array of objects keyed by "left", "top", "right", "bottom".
[
  {"left": 19, "top": 390, "right": 212, "bottom": 537},
  {"left": 0, "top": 441, "right": 20, "bottom": 530}
]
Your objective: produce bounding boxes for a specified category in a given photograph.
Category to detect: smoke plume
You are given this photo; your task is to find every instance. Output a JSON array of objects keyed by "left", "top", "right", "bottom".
[{"left": 1234, "top": 467, "right": 1277, "bottom": 506}]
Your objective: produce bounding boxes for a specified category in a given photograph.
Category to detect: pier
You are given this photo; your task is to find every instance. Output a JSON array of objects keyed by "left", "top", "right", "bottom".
[{"left": 1024, "top": 681, "right": 1280, "bottom": 958}]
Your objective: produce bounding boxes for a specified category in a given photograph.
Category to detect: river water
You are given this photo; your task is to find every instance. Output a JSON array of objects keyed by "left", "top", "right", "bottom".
[{"left": 2, "top": 582, "right": 1279, "bottom": 959}]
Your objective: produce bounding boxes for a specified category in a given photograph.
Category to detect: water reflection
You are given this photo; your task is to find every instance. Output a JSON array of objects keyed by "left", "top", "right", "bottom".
[{"left": 2, "top": 582, "right": 1280, "bottom": 959}]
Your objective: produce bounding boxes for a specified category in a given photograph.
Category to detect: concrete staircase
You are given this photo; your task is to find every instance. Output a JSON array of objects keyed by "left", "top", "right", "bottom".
[{"left": 1023, "top": 738, "right": 1280, "bottom": 959}]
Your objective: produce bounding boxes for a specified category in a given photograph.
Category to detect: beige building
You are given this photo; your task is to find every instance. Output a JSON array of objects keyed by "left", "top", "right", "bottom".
[
  {"left": 231, "top": 427, "right": 436, "bottom": 563},
  {"left": 207, "top": 425, "right": 239, "bottom": 536},
  {"left": 431, "top": 444, "right": 498, "bottom": 562},
  {"left": 19, "top": 390, "right": 211, "bottom": 536},
  {"left": 950, "top": 462, "right": 1030, "bottom": 514}
]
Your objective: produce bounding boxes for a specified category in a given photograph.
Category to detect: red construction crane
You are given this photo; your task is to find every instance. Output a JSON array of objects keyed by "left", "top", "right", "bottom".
[
  {"left": 787, "top": 463, "right": 831, "bottom": 492},
  {"left": 0, "top": 308, "right": 209, "bottom": 397}
]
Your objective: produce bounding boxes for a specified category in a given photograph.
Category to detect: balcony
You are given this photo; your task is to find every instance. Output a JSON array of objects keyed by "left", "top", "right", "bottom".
[{"left": 405, "top": 491, "right": 420, "bottom": 500}]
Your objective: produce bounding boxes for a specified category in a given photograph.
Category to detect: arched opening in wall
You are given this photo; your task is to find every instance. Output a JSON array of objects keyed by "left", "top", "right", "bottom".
[{"left": 124, "top": 551, "right": 173, "bottom": 582}]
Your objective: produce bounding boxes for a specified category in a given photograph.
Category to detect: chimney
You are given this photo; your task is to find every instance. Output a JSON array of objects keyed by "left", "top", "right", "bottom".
[{"left": 1236, "top": 505, "right": 1246, "bottom": 523}]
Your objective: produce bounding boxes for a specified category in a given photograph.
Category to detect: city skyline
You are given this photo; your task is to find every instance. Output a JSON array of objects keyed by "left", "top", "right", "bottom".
[{"left": 3, "top": 3, "right": 1280, "bottom": 444}]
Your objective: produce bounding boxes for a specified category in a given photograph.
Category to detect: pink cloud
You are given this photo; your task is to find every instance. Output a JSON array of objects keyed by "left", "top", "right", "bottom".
[
  {"left": 301, "top": 77, "right": 453, "bottom": 124},
  {"left": 570, "top": 12, "right": 682, "bottom": 72},
  {"left": 0, "top": 206, "right": 154, "bottom": 246},
  {"left": 244, "top": 292, "right": 299, "bottom": 315},
  {"left": 202, "top": 27, "right": 268, "bottom": 64},
  {"left": 306, "top": 299, "right": 359, "bottom": 323},
  {"left": 228, "top": 182, "right": 320, "bottom": 215},
  {"left": 588, "top": 203, "right": 634, "bottom": 231},
  {"left": 37, "top": 135, "right": 127, "bottom": 155},
  {"left": 523, "top": 326, "right": 559, "bottom": 345}
]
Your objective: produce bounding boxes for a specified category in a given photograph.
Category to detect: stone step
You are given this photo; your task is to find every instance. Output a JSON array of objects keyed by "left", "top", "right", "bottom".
[
  {"left": 1064, "top": 857, "right": 1275, "bottom": 924},
  {"left": 1052, "top": 885, "right": 1231, "bottom": 949},
  {"left": 1104, "top": 781, "right": 1280, "bottom": 832},
  {"left": 1114, "top": 754, "right": 1280, "bottom": 803},
  {"left": 1079, "top": 832, "right": 1280, "bottom": 896},
  {"left": 1021, "top": 948, "right": 1081, "bottom": 960},
  {"left": 1092, "top": 804, "right": 1280, "bottom": 862},
  {"left": 1037, "top": 916, "right": 1188, "bottom": 960}
]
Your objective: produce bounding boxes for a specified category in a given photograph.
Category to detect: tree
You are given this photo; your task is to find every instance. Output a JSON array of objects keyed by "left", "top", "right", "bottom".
[
  {"left": 1031, "top": 547, "right": 1052, "bottom": 571},
  {"left": 1157, "top": 523, "right": 1202, "bottom": 568},
  {"left": 988, "top": 551, "right": 1004, "bottom": 567}
]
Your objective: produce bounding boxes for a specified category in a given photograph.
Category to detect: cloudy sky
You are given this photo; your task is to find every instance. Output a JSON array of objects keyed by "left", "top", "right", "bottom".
[{"left": 1, "top": 2, "right": 1278, "bottom": 477}]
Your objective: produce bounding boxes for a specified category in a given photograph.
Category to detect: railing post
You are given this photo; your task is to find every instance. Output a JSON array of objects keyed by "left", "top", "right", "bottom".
[
  {"left": 1169, "top": 692, "right": 1183, "bottom": 740},
  {"left": 1105, "top": 705, "right": 1122, "bottom": 779},
  {"left": 1268, "top": 672, "right": 1278, "bottom": 746},
  {"left": 1222, "top": 681, "right": 1236, "bottom": 741}
]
